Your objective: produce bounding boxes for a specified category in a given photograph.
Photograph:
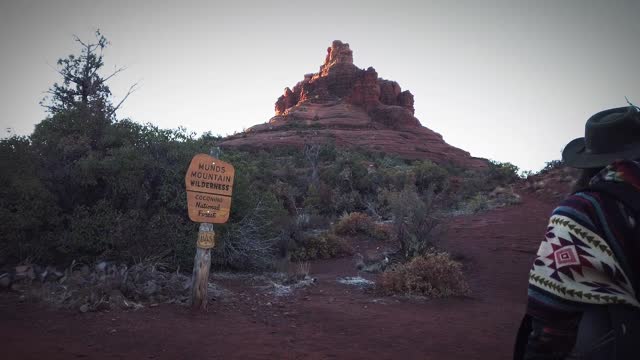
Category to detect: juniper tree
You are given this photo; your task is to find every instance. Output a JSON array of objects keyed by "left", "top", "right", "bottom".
[{"left": 40, "top": 30, "right": 137, "bottom": 118}]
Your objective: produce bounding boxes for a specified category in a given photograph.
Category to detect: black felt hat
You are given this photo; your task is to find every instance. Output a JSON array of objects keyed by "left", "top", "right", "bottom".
[{"left": 562, "top": 106, "right": 640, "bottom": 168}]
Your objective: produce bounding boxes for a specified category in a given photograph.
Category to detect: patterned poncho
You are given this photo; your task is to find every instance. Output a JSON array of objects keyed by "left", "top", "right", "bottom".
[
  {"left": 528, "top": 160, "right": 640, "bottom": 309},
  {"left": 523, "top": 160, "right": 640, "bottom": 358}
]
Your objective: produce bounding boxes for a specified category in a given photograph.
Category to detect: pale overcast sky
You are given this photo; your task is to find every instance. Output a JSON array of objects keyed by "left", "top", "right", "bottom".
[{"left": 1, "top": 0, "right": 639, "bottom": 171}]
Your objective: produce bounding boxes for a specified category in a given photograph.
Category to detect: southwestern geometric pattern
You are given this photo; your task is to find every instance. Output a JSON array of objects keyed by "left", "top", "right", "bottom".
[
  {"left": 554, "top": 245, "right": 580, "bottom": 268},
  {"left": 529, "top": 215, "right": 640, "bottom": 308}
]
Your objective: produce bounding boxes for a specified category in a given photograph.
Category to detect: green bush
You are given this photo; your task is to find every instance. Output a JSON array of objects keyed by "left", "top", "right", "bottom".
[
  {"left": 541, "top": 159, "right": 564, "bottom": 173},
  {"left": 487, "top": 160, "right": 521, "bottom": 184},
  {"left": 387, "top": 186, "right": 443, "bottom": 258},
  {"left": 0, "top": 114, "right": 293, "bottom": 271},
  {"left": 412, "top": 160, "right": 450, "bottom": 194},
  {"left": 0, "top": 33, "right": 291, "bottom": 271}
]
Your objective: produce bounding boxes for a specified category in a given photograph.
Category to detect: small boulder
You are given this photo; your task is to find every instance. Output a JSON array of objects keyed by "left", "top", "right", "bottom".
[
  {"left": 95, "top": 261, "right": 109, "bottom": 273},
  {"left": 41, "top": 266, "right": 64, "bottom": 282},
  {"left": 143, "top": 281, "right": 159, "bottom": 297},
  {"left": 0, "top": 273, "right": 11, "bottom": 289},
  {"left": 108, "top": 289, "right": 127, "bottom": 309},
  {"left": 15, "top": 265, "right": 35, "bottom": 281},
  {"left": 79, "top": 265, "right": 90, "bottom": 276}
]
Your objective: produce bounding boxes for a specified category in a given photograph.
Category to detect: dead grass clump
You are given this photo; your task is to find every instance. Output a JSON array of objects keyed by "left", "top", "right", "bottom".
[{"left": 379, "top": 250, "right": 470, "bottom": 298}]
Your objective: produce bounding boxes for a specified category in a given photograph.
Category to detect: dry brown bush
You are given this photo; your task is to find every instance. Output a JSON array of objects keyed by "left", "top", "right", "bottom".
[
  {"left": 371, "top": 222, "right": 392, "bottom": 240},
  {"left": 290, "top": 233, "right": 354, "bottom": 261},
  {"left": 379, "top": 250, "right": 470, "bottom": 298},
  {"left": 334, "top": 212, "right": 376, "bottom": 236}
]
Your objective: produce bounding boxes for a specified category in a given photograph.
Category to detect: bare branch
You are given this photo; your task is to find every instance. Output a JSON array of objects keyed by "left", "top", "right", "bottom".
[
  {"left": 100, "top": 67, "right": 126, "bottom": 83},
  {"left": 73, "top": 34, "right": 98, "bottom": 54},
  {"left": 108, "top": 82, "right": 139, "bottom": 116},
  {"left": 73, "top": 34, "right": 87, "bottom": 48}
]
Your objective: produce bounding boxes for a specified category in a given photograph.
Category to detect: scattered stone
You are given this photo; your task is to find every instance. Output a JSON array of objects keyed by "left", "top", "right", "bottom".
[
  {"left": 9, "top": 260, "right": 218, "bottom": 311},
  {"left": 95, "top": 261, "right": 109, "bottom": 273},
  {"left": 42, "top": 266, "right": 64, "bottom": 282},
  {"left": 15, "top": 265, "right": 30, "bottom": 274},
  {"left": 337, "top": 276, "right": 375, "bottom": 288},
  {"left": 0, "top": 273, "right": 11, "bottom": 289},
  {"left": 108, "top": 290, "right": 127, "bottom": 310},
  {"left": 15, "top": 265, "right": 35, "bottom": 281},
  {"left": 142, "top": 281, "right": 158, "bottom": 296},
  {"left": 79, "top": 265, "right": 90, "bottom": 276}
]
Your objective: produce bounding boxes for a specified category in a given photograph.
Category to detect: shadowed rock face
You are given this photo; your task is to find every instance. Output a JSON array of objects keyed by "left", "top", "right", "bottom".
[
  {"left": 221, "top": 40, "right": 487, "bottom": 169},
  {"left": 274, "top": 41, "right": 416, "bottom": 122}
]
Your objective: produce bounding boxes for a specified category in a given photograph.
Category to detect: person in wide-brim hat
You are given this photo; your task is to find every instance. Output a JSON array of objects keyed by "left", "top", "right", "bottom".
[
  {"left": 515, "top": 105, "right": 640, "bottom": 360},
  {"left": 562, "top": 106, "right": 640, "bottom": 169}
]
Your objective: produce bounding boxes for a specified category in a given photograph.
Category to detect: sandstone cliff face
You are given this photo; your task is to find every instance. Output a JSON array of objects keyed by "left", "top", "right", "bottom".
[
  {"left": 222, "top": 40, "right": 487, "bottom": 169},
  {"left": 274, "top": 41, "right": 416, "bottom": 125}
]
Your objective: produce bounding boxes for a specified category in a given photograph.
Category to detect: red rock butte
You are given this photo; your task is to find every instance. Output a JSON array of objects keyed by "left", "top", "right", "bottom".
[{"left": 221, "top": 40, "right": 487, "bottom": 169}]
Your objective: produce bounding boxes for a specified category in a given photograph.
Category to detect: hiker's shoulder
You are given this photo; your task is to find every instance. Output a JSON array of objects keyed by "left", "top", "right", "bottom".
[
  {"left": 549, "top": 191, "right": 603, "bottom": 225},
  {"left": 555, "top": 191, "right": 603, "bottom": 212}
]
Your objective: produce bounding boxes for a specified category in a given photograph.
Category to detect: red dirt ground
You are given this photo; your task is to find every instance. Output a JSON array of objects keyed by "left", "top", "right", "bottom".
[{"left": 0, "top": 190, "right": 556, "bottom": 360}]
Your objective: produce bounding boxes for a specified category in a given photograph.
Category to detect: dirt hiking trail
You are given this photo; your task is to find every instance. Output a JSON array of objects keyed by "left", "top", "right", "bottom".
[{"left": 0, "top": 191, "right": 555, "bottom": 360}]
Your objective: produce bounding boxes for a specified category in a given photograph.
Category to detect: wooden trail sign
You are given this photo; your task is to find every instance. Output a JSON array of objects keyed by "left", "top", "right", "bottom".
[
  {"left": 186, "top": 192, "right": 232, "bottom": 224},
  {"left": 185, "top": 154, "right": 235, "bottom": 223},
  {"left": 186, "top": 150, "right": 235, "bottom": 311}
]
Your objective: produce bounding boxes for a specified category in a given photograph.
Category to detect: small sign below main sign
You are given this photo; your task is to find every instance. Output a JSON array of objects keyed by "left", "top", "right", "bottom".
[
  {"left": 197, "top": 230, "right": 216, "bottom": 249},
  {"left": 186, "top": 191, "right": 232, "bottom": 223},
  {"left": 185, "top": 154, "right": 235, "bottom": 224}
]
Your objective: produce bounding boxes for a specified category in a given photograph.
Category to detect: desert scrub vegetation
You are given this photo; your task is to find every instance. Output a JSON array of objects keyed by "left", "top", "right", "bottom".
[
  {"left": 1, "top": 125, "right": 519, "bottom": 271},
  {"left": 0, "top": 31, "right": 521, "bottom": 274},
  {"left": 456, "top": 186, "right": 522, "bottom": 214},
  {"left": 373, "top": 184, "right": 472, "bottom": 298},
  {"left": 334, "top": 212, "right": 374, "bottom": 235},
  {"left": 0, "top": 32, "right": 290, "bottom": 271},
  {"left": 379, "top": 250, "right": 470, "bottom": 298},
  {"left": 386, "top": 186, "right": 444, "bottom": 258},
  {"left": 289, "top": 233, "right": 353, "bottom": 261},
  {"left": 333, "top": 212, "right": 390, "bottom": 239}
]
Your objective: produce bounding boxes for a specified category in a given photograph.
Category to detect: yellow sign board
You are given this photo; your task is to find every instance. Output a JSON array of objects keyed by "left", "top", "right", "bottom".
[
  {"left": 186, "top": 191, "right": 232, "bottom": 223},
  {"left": 185, "top": 154, "right": 235, "bottom": 197},
  {"left": 185, "top": 154, "right": 235, "bottom": 224}
]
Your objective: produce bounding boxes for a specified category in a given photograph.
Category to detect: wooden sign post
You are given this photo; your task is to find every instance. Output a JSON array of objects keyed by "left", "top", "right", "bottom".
[{"left": 186, "top": 148, "right": 235, "bottom": 311}]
